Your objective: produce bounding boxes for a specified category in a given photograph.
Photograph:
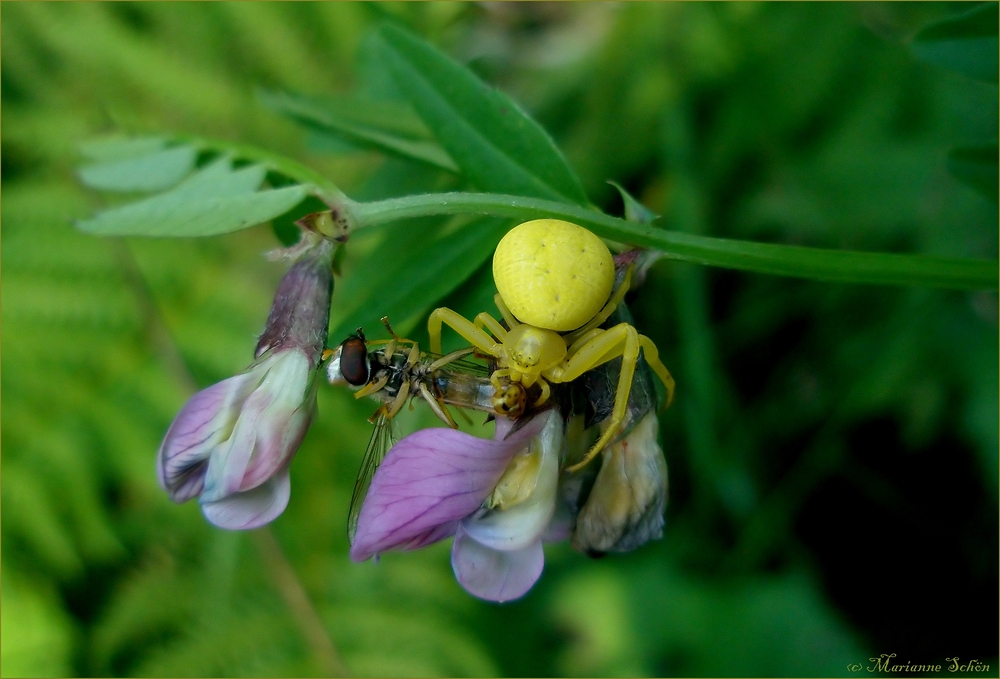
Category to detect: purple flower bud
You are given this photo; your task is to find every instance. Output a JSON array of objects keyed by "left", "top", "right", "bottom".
[
  {"left": 255, "top": 239, "right": 335, "bottom": 365},
  {"left": 157, "top": 239, "right": 334, "bottom": 529}
]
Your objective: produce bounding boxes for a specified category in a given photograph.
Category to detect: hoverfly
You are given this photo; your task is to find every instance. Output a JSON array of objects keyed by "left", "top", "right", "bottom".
[{"left": 325, "top": 317, "right": 534, "bottom": 543}]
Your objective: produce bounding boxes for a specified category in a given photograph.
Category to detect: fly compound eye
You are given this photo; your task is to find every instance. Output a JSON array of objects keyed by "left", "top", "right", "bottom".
[{"left": 339, "top": 336, "right": 370, "bottom": 387}]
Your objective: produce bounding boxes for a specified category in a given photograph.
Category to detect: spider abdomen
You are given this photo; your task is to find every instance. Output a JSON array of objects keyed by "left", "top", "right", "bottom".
[{"left": 493, "top": 219, "right": 614, "bottom": 332}]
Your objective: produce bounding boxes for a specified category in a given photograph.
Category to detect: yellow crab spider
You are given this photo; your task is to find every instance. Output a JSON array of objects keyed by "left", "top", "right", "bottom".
[{"left": 427, "top": 219, "right": 675, "bottom": 473}]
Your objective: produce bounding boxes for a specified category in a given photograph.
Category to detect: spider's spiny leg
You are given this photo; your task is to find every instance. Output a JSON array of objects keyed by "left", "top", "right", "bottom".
[
  {"left": 490, "top": 368, "right": 512, "bottom": 391},
  {"left": 566, "top": 328, "right": 603, "bottom": 355},
  {"left": 564, "top": 266, "right": 633, "bottom": 346},
  {"left": 492, "top": 293, "right": 520, "bottom": 330},
  {"left": 551, "top": 323, "right": 628, "bottom": 382},
  {"left": 427, "top": 307, "right": 501, "bottom": 356},
  {"left": 534, "top": 378, "right": 551, "bottom": 407},
  {"left": 475, "top": 312, "right": 508, "bottom": 342},
  {"left": 560, "top": 324, "right": 639, "bottom": 473},
  {"left": 638, "top": 334, "right": 675, "bottom": 410}
]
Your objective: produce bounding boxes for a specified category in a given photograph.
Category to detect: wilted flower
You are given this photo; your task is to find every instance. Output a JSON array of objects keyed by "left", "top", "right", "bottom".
[
  {"left": 569, "top": 411, "right": 667, "bottom": 554},
  {"left": 157, "top": 237, "right": 334, "bottom": 529},
  {"left": 351, "top": 409, "right": 563, "bottom": 602},
  {"left": 565, "top": 278, "right": 669, "bottom": 556}
]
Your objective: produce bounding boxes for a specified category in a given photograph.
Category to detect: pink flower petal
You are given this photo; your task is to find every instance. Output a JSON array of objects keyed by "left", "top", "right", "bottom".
[
  {"left": 201, "top": 351, "right": 312, "bottom": 502},
  {"left": 349, "top": 415, "right": 547, "bottom": 562},
  {"left": 200, "top": 386, "right": 272, "bottom": 501},
  {"left": 157, "top": 372, "right": 258, "bottom": 502},
  {"left": 241, "top": 362, "right": 317, "bottom": 489},
  {"left": 201, "top": 466, "right": 291, "bottom": 530},
  {"left": 451, "top": 524, "right": 544, "bottom": 603}
]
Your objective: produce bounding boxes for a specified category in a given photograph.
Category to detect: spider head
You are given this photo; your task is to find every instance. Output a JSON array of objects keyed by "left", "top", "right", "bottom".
[{"left": 504, "top": 324, "right": 566, "bottom": 381}]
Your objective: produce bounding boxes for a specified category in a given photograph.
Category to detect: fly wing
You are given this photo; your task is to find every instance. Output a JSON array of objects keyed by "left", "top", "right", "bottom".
[
  {"left": 431, "top": 354, "right": 491, "bottom": 378},
  {"left": 347, "top": 412, "right": 397, "bottom": 544}
]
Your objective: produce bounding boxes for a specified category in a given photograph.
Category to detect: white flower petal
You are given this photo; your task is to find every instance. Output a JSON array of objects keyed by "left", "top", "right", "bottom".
[
  {"left": 201, "top": 466, "right": 291, "bottom": 530},
  {"left": 451, "top": 524, "right": 544, "bottom": 603},
  {"left": 460, "top": 409, "right": 562, "bottom": 551}
]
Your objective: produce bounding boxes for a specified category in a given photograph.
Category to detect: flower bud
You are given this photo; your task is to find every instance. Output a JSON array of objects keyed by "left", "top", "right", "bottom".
[
  {"left": 570, "top": 412, "right": 667, "bottom": 555},
  {"left": 157, "top": 239, "right": 334, "bottom": 529}
]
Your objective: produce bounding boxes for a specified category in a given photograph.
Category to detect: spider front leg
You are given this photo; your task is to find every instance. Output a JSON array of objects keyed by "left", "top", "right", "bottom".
[
  {"left": 549, "top": 324, "right": 641, "bottom": 473},
  {"left": 427, "top": 307, "right": 503, "bottom": 357},
  {"left": 492, "top": 293, "right": 520, "bottom": 330},
  {"left": 474, "top": 312, "right": 508, "bottom": 343}
]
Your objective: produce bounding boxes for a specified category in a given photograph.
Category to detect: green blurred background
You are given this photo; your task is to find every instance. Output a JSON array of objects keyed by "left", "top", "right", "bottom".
[{"left": 2, "top": 2, "right": 997, "bottom": 677}]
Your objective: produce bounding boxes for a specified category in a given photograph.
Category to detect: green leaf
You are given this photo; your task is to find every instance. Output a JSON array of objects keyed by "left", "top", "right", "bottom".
[
  {"left": 78, "top": 145, "right": 198, "bottom": 192},
  {"left": 912, "top": 3, "right": 999, "bottom": 83},
  {"left": 258, "top": 89, "right": 459, "bottom": 172},
  {"left": 329, "top": 217, "right": 508, "bottom": 343},
  {"left": 947, "top": 141, "right": 999, "bottom": 202},
  {"left": 164, "top": 156, "right": 265, "bottom": 199},
  {"left": 173, "top": 135, "right": 343, "bottom": 197},
  {"left": 608, "top": 181, "right": 659, "bottom": 225},
  {"left": 78, "top": 135, "right": 171, "bottom": 162},
  {"left": 77, "top": 157, "right": 308, "bottom": 237},
  {"left": 374, "top": 24, "right": 590, "bottom": 204}
]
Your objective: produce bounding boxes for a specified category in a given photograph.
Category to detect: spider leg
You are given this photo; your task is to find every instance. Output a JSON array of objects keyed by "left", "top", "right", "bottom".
[
  {"left": 638, "top": 334, "right": 675, "bottom": 410},
  {"left": 566, "top": 328, "right": 603, "bottom": 355},
  {"left": 548, "top": 325, "right": 628, "bottom": 383},
  {"left": 533, "top": 378, "right": 551, "bottom": 407},
  {"left": 427, "top": 307, "right": 503, "bottom": 356},
  {"left": 475, "top": 312, "right": 508, "bottom": 342},
  {"left": 564, "top": 266, "right": 633, "bottom": 345},
  {"left": 493, "top": 293, "right": 520, "bottom": 330},
  {"left": 548, "top": 324, "right": 640, "bottom": 473},
  {"left": 490, "top": 368, "right": 512, "bottom": 392}
]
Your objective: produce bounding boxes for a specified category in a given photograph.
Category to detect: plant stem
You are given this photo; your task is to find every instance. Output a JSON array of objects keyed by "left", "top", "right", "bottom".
[
  {"left": 254, "top": 529, "right": 350, "bottom": 677},
  {"left": 348, "top": 192, "right": 998, "bottom": 290}
]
